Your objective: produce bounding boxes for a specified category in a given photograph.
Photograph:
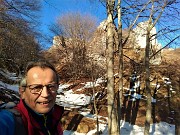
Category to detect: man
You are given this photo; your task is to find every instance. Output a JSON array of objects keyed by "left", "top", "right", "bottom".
[{"left": 0, "top": 60, "right": 64, "bottom": 135}]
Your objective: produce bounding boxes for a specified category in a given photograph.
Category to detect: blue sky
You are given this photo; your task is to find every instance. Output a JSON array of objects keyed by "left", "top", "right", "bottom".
[
  {"left": 39, "top": 0, "right": 106, "bottom": 48},
  {"left": 39, "top": 0, "right": 179, "bottom": 49}
]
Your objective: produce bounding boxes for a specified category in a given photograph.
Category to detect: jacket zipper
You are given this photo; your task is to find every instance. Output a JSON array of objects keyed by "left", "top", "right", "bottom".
[{"left": 43, "top": 115, "right": 51, "bottom": 135}]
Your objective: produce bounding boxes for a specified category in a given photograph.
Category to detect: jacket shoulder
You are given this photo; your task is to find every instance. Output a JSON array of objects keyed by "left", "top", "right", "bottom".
[
  {"left": 0, "top": 109, "right": 27, "bottom": 135},
  {"left": 0, "top": 110, "right": 15, "bottom": 135}
]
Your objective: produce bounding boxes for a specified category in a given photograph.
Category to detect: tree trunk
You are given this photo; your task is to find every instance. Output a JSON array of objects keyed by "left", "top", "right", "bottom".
[
  {"left": 175, "top": 77, "right": 180, "bottom": 135},
  {"left": 106, "top": 0, "right": 119, "bottom": 134},
  {"left": 117, "top": 0, "right": 123, "bottom": 133},
  {"left": 144, "top": 29, "right": 152, "bottom": 135},
  {"left": 175, "top": 104, "right": 180, "bottom": 135}
]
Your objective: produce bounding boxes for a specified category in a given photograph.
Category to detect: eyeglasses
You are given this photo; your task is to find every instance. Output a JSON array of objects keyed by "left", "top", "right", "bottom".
[{"left": 25, "top": 83, "right": 59, "bottom": 94}]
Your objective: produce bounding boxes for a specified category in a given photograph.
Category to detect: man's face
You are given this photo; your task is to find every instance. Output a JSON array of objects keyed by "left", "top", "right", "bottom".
[{"left": 21, "top": 67, "right": 58, "bottom": 114}]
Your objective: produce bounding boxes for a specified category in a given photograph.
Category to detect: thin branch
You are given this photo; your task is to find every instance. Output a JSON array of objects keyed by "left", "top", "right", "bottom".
[{"left": 150, "top": 35, "right": 180, "bottom": 60}]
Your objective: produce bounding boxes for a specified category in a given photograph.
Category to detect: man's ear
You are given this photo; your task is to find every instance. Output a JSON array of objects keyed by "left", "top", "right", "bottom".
[
  {"left": 19, "top": 87, "right": 25, "bottom": 99},
  {"left": 19, "top": 77, "right": 26, "bottom": 99}
]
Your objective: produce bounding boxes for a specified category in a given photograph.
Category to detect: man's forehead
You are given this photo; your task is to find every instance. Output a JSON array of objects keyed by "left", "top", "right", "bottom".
[{"left": 26, "top": 67, "right": 55, "bottom": 76}]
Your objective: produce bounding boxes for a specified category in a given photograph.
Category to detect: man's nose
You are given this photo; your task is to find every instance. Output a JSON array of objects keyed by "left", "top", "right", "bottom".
[{"left": 41, "top": 86, "right": 49, "bottom": 97}]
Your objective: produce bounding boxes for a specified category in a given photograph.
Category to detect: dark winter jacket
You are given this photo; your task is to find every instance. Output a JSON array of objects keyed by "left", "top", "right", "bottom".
[{"left": 14, "top": 99, "right": 64, "bottom": 135}]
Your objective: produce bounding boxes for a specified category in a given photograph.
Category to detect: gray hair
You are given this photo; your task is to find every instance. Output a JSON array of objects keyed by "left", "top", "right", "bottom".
[
  {"left": 19, "top": 77, "right": 27, "bottom": 87},
  {"left": 19, "top": 60, "right": 59, "bottom": 87}
]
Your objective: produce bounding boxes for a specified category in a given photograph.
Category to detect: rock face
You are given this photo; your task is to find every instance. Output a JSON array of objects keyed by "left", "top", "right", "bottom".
[
  {"left": 51, "top": 20, "right": 163, "bottom": 67},
  {"left": 133, "top": 21, "right": 162, "bottom": 65},
  {"left": 133, "top": 21, "right": 158, "bottom": 48}
]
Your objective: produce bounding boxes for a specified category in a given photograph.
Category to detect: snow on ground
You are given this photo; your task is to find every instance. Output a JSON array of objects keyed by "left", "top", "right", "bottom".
[
  {"left": 63, "top": 120, "right": 175, "bottom": 135},
  {"left": 56, "top": 79, "right": 175, "bottom": 135},
  {"left": 56, "top": 93, "right": 91, "bottom": 108},
  {"left": 0, "top": 78, "right": 176, "bottom": 135}
]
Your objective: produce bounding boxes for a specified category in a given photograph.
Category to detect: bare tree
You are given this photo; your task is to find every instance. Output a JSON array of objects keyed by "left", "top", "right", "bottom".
[
  {"left": 106, "top": 0, "right": 119, "bottom": 134},
  {"left": 0, "top": 0, "right": 41, "bottom": 74},
  {"left": 118, "top": 1, "right": 179, "bottom": 134},
  {"left": 143, "top": 1, "right": 168, "bottom": 134},
  {"left": 51, "top": 12, "right": 98, "bottom": 80},
  {"left": 117, "top": 0, "right": 123, "bottom": 133},
  {"left": 56, "top": 12, "right": 97, "bottom": 41}
]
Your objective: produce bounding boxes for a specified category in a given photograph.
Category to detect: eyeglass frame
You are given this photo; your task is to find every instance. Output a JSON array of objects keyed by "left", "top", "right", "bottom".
[{"left": 23, "top": 83, "right": 59, "bottom": 94}]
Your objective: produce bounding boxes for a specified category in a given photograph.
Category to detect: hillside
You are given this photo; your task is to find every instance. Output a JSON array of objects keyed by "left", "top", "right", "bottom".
[
  {"left": 47, "top": 45, "right": 179, "bottom": 132},
  {"left": 59, "top": 47, "right": 180, "bottom": 132}
]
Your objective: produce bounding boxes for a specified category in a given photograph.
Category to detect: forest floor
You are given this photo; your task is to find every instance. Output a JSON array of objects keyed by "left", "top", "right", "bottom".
[{"left": 59, "top": 78, "right": 179, "bottom": 133}]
